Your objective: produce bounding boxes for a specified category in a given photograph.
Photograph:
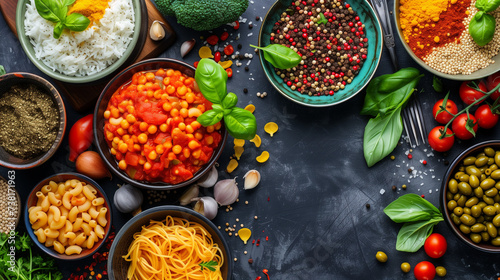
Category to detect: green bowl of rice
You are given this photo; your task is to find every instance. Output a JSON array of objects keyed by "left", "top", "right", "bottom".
[{"left": 16, "top": 0, "right": 144, "bottom": 84}]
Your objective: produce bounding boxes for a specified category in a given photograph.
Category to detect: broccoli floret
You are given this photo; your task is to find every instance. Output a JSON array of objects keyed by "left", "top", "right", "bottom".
[{"left": 155, "top": 0, "right": 249, "bottom": 31}]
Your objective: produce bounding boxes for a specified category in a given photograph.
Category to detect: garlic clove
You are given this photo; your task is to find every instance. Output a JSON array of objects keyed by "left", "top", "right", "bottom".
[
  {"left": 214, "top": 178, "right": 239, "bottom": 206},
  {"left": 179, "top": 185, "right": 199, "bottom": 206},
  {"left": 150, "top": 20, "right": 165, "bottom": 41},
  {"left": 192, "top": 196, "right": 218, "bottom": 220},
  {"left": 180, "top": 38, "right": 196, "bottom": 58},
  {"left": 243, "top": 170, "right": 261, "bottom": 190},
  {"left": 197, "top": 165, "right": 218, "bottom": 188}
]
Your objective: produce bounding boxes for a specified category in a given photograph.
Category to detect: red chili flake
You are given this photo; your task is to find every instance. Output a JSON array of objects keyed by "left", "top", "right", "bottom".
[
  {"left": 256, "top": 239, "right": 261, "bottom": 246},
  {"left": 266, "top": 236, "right": 269, "bottom": 241},
  {"left": 256, "top": 277, "right": 262, "bottom": 280},
  {"left": 224, "top": 45, "right": 234, "bottom": 56},
  {"left": 214, "top": 51, "right": 221, "bottom": 62},
  {"left": 206, "top": 35, "right": 219, "bottom": 45},
  {"left": 421, "top": 194, "right": 425, "bottom": 198},
  {"left": 225, "top": 68, "right": 233, "bottom": 78},
  {"left": 408, "top": 154, "right": 413, "bottom": 159},
  {"left": 220, "top": 31, "right": 229, "bottom": 41},
  {"left": 263, "top": 269, "right": 271, "bottom": 280},
  {"left": 422, "top": 160, "right": 427, "bottom": 165},
  {"left": 233, "top": 21, "right": 240, "bottom": 30},
  {"left": 252, "top": 239, "right": 256, "bottom": 244}
]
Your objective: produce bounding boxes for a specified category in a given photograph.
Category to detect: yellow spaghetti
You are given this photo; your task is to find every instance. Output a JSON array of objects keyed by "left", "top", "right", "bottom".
[{"left": 123, "top": 216, "right": 224, "bottom": 280}]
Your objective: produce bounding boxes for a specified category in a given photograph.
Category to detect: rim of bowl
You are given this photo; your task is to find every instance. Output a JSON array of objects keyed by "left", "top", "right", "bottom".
[
  {"left": 107, "top": 205, "right": 233, "bottom": 280},
  {"left": 393, "top": 0, "right": 499, "bottom": 80},
  {"left": 24, "top": 172, "right": 112, "bottom": 260},
  {"left": 440, "top": 140, "right": 500, "bottom": 253},
  {"left": 0, "top": 72, "right": 66, "bottom": 169},
  {"left": 15, "top": 0, "right": 143, "bottom": 84},
  {"left": 257, "top": 0, "right": 383, "bottom": 107},
  {"left": 93, "top": 58, "right": 228, "bottom": 190}
]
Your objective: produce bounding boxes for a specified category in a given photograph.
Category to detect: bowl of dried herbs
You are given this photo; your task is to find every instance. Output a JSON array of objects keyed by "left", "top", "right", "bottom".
[{"left": 0, "top": 72, "right": 66, "bottom": 169}]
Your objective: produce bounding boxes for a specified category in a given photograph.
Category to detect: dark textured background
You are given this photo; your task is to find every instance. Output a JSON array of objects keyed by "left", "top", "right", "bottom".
[{"left": 1, "top": 0, "right": 499, "bottom": 279}]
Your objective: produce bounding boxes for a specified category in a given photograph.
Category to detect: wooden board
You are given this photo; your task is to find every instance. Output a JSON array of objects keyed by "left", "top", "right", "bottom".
[{"left": 0, "top": 0, "right": 176, "bottom": 112}]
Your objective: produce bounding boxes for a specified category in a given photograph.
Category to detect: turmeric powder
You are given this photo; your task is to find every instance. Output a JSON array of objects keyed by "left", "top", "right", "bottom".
[
  {"left": 399, "top": 0, "right": 449, "bottom": 41},
  {"left": 68, "top": 0, "right": 110, "bottom": 24}
]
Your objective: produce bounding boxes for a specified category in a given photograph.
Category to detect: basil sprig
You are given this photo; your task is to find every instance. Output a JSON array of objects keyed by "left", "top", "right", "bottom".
[
  {"left": 34, "top": 0, "right": 90, "bottom": 39},
  {"left": 195, "top": 59, "right": 257, "bottom": 140},
  {"left": 469, "top": 0, "right": 500, "bottom": 46},
  {"left": 250, "top": 44, "right": 302, "bottom": 69},
  {"left": 0, "top": 65, "right": 5, "bottom": 76},
  {"left": 384, "top": 194, "right": 444, "bottom": 252},
  {"left": 361, "top": 68, "right": 423, "bottom": 167}
]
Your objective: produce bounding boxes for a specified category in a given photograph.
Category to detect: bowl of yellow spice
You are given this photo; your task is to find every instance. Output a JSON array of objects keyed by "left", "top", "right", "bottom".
[
  {"left": 16, "top": 0, "right": 146, "bottom": 84},
  {"left": 394, "top": 0, "right": 500, "bottom": 79}
]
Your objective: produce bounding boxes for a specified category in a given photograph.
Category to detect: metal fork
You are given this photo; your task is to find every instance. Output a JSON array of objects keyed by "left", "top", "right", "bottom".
[{"left": 402, "top": 94, "right": 427, "bottom": 147}]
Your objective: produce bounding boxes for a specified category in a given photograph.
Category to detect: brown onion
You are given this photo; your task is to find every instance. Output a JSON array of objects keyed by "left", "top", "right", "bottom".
[{"left": 75, "top": 151, "right": 112, "bottom": 179}]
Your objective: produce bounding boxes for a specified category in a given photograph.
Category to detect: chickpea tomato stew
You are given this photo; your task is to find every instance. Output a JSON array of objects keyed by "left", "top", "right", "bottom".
[{"left": 103, "top": 69, "right": 223, "bottom": 184}]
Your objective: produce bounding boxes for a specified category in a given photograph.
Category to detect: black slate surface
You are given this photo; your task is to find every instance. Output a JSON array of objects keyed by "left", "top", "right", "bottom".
[{"left": 1, "top": 0, "right": 500, "bottom": 279}]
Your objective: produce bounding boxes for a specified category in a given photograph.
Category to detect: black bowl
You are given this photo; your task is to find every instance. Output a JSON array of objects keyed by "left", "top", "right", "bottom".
[
  {"left": 440, "top": 140, "right": 500, "bottom": 253},
  {"left": 107, "top": 206, "right": 232, "bottom": 279},
  {"left": 94, "top": 58, "right": 228, "bottom": 190}
]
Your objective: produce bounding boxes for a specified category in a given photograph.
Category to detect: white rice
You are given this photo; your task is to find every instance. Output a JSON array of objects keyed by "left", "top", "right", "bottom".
[{"left": 24, "top": 0, "right": 135, "bottom": 77}]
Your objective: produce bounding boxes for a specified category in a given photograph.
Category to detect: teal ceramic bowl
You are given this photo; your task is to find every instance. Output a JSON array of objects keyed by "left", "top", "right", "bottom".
[
  {"left": 15, "top": 0, "right": 146, "bottom": 84},
  {"left": 258, "top": 0, "right": 383, "bottom": 107}
]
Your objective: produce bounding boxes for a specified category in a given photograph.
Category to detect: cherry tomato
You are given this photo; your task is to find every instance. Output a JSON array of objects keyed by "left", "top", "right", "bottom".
[
  {"left": 206, "top": 35, "right": 219, "bottom": 46},
  {"left": 475, "top": 104, "right": 499, "bottom": 129},
  {"left": 214, "top": 51, "right": 221, "bottom": 62},
  {"left": 486, "top": 72, "right": 500, "bottom": 101},
  {"left": 220, "top": 31, "right": 229, "bottom": 41},
  {"left": 452, "top": 113, "right": 478, "bottom": 140},
  {"left": 414, "top": 261, "right": 436, "bottom": 280},
  {"left": 224, "top": 45, "right": 234, "bottom": 56},
  {"left": 225, "top": 68, "right": 233, "bottom": 78},
  {"left": 233, "top": 20, "right": 240, "bottom": 30},
  {"left": 69, "top": 114, "right": 93, "bottom": 162},
  {"left": 424, "top": 233, "right": 447, "bottom": 258},
  {"left": 432, "top": 99, "right": 458, "bottom": 124},
  {"left": 428, "top": 126, "right": 454, "bottom": 152},
  {"left": 459, "top": 80, "right": 487, "bottom": 105}
]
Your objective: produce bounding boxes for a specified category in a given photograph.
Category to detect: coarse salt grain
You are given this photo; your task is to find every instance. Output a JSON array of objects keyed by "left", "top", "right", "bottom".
[{"left": 380, "top": 189, "right": 386, "bottom": 195}]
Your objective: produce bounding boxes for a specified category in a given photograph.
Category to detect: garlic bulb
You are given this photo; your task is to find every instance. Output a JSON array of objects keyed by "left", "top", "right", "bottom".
[
  {"left": 192, "top": 196, "right": 218, "bottom": 220},
  {"left": 214, "top": 178, "right": 239, "bottom": 206},
  {"left": 243, "top": 170, "right": 261, "bottom": 190},
  {"left": 179, "top": 185, "right": 199, "bottom": 206},
  {"left": 114, "top": 184, "right": 143, "bottom": 214},
  {"left": 197, "top": 165, "right": 218, "bottom": 188},
  {"left": 150, "top": 20, "right": 165, "bottom": 41},
  {"left": 180, "top": 38, "right": 196, "bottom": 57}
]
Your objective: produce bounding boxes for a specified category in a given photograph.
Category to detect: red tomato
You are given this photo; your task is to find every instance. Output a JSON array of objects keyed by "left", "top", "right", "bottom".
[
  {"left": 459, "top": 81, "right": 487, "bottom": 105},
  {"left": 225, "top": 68, "right": 233, "bottom": 78},
  {"left": 214, "top": 51, "right": 221, "bottom": 62},
  {"left": 206, "top": 35, "right": 219, "bottom": 45},
  {"left": 432, "top": 99, "right": 458, "bottom": 124},
  {"left": 452, "top": 113, "right": 478, "bottom": 140},
  {"left": 233, "top": 20, "right": 240, "bottom": 30},
  {"left": 475, "top": 104, "right": 499, "bottom": 129},
  {"left": 414, "top": 261, "right": 436, "bottom": 280},
  {"left": 220, "top": 31, "right": 229, "bottom": 41},
  {"left": 486, "top": 72, "right": 500, "bottom": 101},
  {"left": 224, "top": 45, "right": 234, "bottom": 56},
  {"left": 428, "top": 126, "right": 454, "bottom": 152},
  {"left": 69, "top": 114, "right": 93, "bottom": 162},
  {"left": 424, "top": 233, "right": 447, "bottom": 258}
]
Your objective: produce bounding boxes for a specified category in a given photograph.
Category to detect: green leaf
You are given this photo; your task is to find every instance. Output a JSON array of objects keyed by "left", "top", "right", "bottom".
[
  {"left": 197, "top": 110, "right": 223, "bottom": 126},
  {"left": 465, "top": 115, "right": 478, "bottom": 137},
  {"left": 363, "top": 107, "right": 403, "bottom": 167},
  {"left": 384, "top": 194, "right": 442, "bottom": 223},
  {"left": 476, "top": 0, "right": 500, "bottom": 12},
  {"left": 396, "top": 219, "right": 442, "bottom": 252},
  {"left": 222, "top": 92, "right": 238, "bottom": 109},
  {"left": 469, "top": 12, "right": 496, "bottom": 46},
  {"left": 360, "top": 68, "right": 423, "bottom": 116},
  {"left": 433, "top": 76, "right": 443, "bottom": 93},
  {"left": 250, "top": 44, "right": 302, "bottom": 69},
  {"left": 195, "top": 59, "right": 228, "bottom": 104},
  {"left": 224, "top": 107, "right": 257, "bottom": 140},
  {"left": 212, "top": 104, "right": 224, "bottom": 112},
  {"left": 53, "top": 21, "right": 64, "bottom": 39},
  {"left": 199, "top": 260, "right": 218, "bottom": 271},
  {"left": 0, "top": 65, "right": 5, "bottom": 76},
  {"left": 34, "top": 0, "right": 65, "bottom": 23},
  {"left": 435, "top": 92, "right": 451, "bottom": 119},
  {"left": 64, "top": 13, "right": 90, "bottom": 31},
  {"left": 317, "top": 13, "right": 328, "bottom": 25}
]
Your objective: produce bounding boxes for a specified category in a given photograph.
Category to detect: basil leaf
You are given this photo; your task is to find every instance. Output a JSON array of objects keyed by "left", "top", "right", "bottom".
[
  {"left": 0, "top": 65, "right": 5, "bottom": 76},
  {"left": 469, "top": 12, "right": 496, "bottom": 46},
  {"left": 476, "top": 0, "right": 500, "bottom": 12},
  {"left": 433, "top": 76, "right": 443, "bottom": 93},
  {"left": 396, "top": 219, "right": 442, "bottom": 252},
  {"left": 64, "top": 0, "right": 76, "bottom": 5},
  {"left": 197, "top": 110, "right": 223, "bottom": 126},
  {"left": 212, "top": 104, "right": 224, "bottom": 112},
  {"left": 363, "top": 107, "right": 403, "bottom": 167},
  {"left": 224, "top": 107, "right": 257, "bottom": 140},
  {"left": 64, "top": 13, "right": 90, "bottom": 32},
  {"left": 222, "top": 92, "right": 238, "bottom": 109},
  {"left": 361, "top": 68, "right": 423, "bottom": 116},
  {"left": 195, "top": 59, "right": 228, "bottom": 104},
  {"left": 34, "top": 0, "right": 65, "bottom": 23},
  {"left": 53, "top": 21, "right": 64, "bottom": 39},
  {"left": 384, "top": 194, "right": 441, "bottom": 223},
  {"left": 250, "top": 44, "right": 302, "bottom": 69}
]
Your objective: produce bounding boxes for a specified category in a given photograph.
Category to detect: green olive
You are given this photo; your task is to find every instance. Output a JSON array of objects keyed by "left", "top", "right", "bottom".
[
  {"left": 469, "top": 175, "right": 480, "bottom": 188},
  {"left": 486, "top": 222, "right": 498, "bottom": 238},
  {"left": 495, "top": 203, "right": 500, "bottom": 213},
  {"left": 466, "top": 165, "right": 482, "bottom": 177},
  {"left": 459, "top": 174, "right": 470, "bottom": 182},
  {"left": 460, "top": 224, "right": 471, "bottom": 234},
  {"left": 488, "top": 158, "right": 496, "bottom": 166},
  {"left": 471, "top": 223, "right": 486, "bottom": 233},
  {"left": 481, "top": 231, "right": 490, "bottom": 242},
  {"left": 436, "top": 266, "right": 447, "bottom": 277},
  {"left": 453, "top": 193, "right": 461, "bottom": 201},
  {"left": 464, "top": 207, "right": 472, "bottom": 215},
  {"left": 448, "top": 179, "right": 458, "bottom": 193},
  {"left": 453, "top": 207, "right": 464, "bottom": 216},
  {"left": 464, "top": 156, "right": 477, "bottom": 165},
  {"left": 485, "top": 187, "right": 499, "bottom": 197},
  {"left": 447, "top": 200, "right": 457, "bottom": 211},
  {"left": 483, "top": 196, "right": 495, "bottom": 205},
  {"left": 478, "top": 202, "right": 487, "bottom": 208},
  {"left": 480, "top": 216, "right": 488, "bottom": 223},
  {"left": 495, "top": 194, "right": 500, "bottom": 203},
  {"left": 485, "top": 147, "right": 495, "bottom": 157},
  {"left": 485, "top": 169, "right": 492, "bottom": 176},
  {"left": 460, "top": 214, "right": 476, "bottom": 226},
  {"left": 490, "top": 164, "right": 498, "bottom": 171},
  {"left": 457, "top": 195, "right": 467, "bottom": 207},
  {"left": 476, "top": 156, "right": 489, "bottom": 167},
  {"left": 493, "top": 214, "right": 500, "bottom": 227},
  {"left": 454, "top": 172, "right": 465, "bottom": 180},
  {"left": 400, "top": 262, "right": 411, "bottom": 273},
  {"left": 484, "top": 206, "right": 498, "bottom": 216},
  {"left": 458, "top": 182, "right": 472, "bottom": 195},
  {"left": 451, "top": 213, "right": 461, "bottom": 225},
  {"left": 375, "top": 251, "right": 387, "bottom": 263},
  {"left": 481, "top": 174, "right": 487, "bottom": 181},
  {"left": 474, "top": 187, "right": 484, "bottom": 198},
  {"left": 471, "top": 205, "right": 482, "bottom": 217},
  {"left": 495, "top": 153, "right": 500, "bottom": 166},
  {"left": 466, "top": 197, "right": 479, "bottom": 207},
  {"left": 491, "top": 237, "right": 500, "bottom": 246},
  {"left": 479, "top": 166, "right": 487, "bottom": 174},
  {"left": 470, "top": 233, "right": 482, "bottom": 243},
  {"left": 481, "top": 178, "right": 496, "bottom": 190}
]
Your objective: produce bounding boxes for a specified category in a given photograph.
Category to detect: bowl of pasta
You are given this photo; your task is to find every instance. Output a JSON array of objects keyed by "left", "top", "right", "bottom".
[
  {"left": 108, "top": 205, "right": 232, "bottom": 279},
  {"left": 24, "top": 173, "right": 111, "bottom": 260}
]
